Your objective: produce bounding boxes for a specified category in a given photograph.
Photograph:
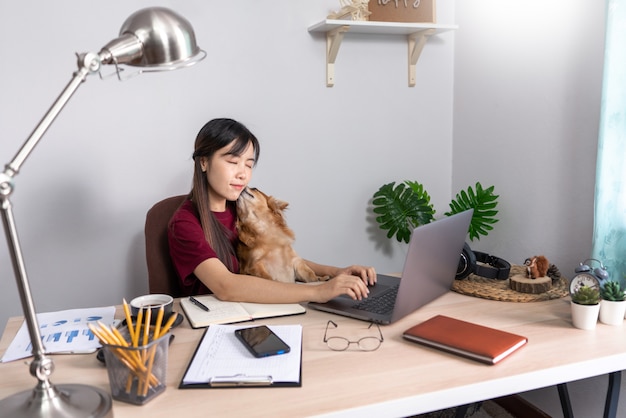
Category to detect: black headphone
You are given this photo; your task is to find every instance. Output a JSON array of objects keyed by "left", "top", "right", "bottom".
[{"left": 456, "top": 243, "right": 511, "bottom": 280}]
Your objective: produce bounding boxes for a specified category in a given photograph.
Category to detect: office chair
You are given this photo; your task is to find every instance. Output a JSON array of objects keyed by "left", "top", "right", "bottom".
[{"left": 144, "top": 194, "right": 187, "bottom": 297}]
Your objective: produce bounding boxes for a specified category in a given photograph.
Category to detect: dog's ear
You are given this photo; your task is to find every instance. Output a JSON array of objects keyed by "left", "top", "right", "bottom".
[{"left": 267, "top": 196, "right": 289, "bottom": 213}]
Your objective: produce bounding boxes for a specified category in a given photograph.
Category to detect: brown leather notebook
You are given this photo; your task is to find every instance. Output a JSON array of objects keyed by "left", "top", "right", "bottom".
[{"left": 402, "top": 315, "right": 527, "bottom": 365}]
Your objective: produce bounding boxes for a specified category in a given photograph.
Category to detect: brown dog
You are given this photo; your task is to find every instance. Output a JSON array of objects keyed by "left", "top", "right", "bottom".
[{"left": 236, "top": 187, "right": 328, "bottom": 283}]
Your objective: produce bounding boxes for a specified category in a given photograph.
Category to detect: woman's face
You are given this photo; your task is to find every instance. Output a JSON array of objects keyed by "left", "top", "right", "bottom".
[{"left": 201, "top": 141, "right": 256, "bottom": 211}]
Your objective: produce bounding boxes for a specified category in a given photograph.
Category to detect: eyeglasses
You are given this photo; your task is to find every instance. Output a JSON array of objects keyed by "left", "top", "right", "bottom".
[{"left": 323, "top": 320, "right": 384, "bottom": 351}]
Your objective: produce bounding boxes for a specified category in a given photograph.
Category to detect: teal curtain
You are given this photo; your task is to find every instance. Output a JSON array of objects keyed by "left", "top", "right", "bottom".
[{"left": 592, "top": 0, "right": 626, "bottom": 285}]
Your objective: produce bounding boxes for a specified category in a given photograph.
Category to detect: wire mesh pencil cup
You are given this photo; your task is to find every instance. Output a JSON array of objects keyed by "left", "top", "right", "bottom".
[{"left": 101, "top": 328, "right": 169, "bottom": 405}]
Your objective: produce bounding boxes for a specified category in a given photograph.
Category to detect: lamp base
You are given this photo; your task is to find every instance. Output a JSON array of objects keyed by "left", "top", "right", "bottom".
[{"left": 0, "top": 383, "right": 112, "bottom": 418}]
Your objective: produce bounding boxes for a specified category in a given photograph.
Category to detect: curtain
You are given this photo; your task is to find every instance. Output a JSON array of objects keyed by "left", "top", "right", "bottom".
[{"left": 592, "top": 0, "right": 626, "bottom": 285}]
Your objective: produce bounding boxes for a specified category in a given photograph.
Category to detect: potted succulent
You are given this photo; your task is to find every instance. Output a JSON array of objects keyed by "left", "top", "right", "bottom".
[
  {"left": 599, "top": 280, "right": 626, "bottom": 326},
  {"left": 372, "top": 181, "right": 499, "bottom": 243},
  {"left": 570, "top": 285, "right": 601, "bottom": 330}
]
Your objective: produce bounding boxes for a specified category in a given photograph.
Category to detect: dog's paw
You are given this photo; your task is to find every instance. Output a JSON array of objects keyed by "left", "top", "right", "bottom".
[{"left": 317, "top": 275, "right": 331, "bottom": 282}]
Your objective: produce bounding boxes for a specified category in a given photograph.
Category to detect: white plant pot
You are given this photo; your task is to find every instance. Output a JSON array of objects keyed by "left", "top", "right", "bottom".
[
  {"left": 571, "top": 301, "right": 600, "bottom": 330},
  {"left": 600, "top": 300, "right": 626, "bottom": 325}
]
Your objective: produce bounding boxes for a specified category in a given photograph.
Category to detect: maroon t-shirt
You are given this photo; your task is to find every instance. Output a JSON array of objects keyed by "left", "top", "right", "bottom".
[{"left": 168, "top": 199, "right": 239, "bottom": 296}]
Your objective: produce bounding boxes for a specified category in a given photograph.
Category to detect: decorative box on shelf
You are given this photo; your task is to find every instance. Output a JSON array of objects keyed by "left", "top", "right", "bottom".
[{"left": 368, "top": 0, "right": 436, "bottom": 23}]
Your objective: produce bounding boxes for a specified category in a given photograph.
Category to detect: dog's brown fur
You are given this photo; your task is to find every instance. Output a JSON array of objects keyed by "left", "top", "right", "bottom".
[{"left": 236, "top": 188, "right": 329, "bottom": 283}]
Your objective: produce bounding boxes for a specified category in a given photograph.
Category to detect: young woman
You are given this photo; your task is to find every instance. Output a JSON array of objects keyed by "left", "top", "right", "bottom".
[{"left": 168, "top": 118, "right": 376, "bottom": 303}]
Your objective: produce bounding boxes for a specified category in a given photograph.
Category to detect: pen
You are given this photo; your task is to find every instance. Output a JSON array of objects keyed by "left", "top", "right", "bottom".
[{"left": 189, "top": 296, "right": 210, "bottom": 312}]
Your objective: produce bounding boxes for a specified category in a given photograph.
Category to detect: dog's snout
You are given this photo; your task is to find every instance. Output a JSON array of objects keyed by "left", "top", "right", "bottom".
[{"left": 241, "top": 188, "right": 254, "bottom": 198}]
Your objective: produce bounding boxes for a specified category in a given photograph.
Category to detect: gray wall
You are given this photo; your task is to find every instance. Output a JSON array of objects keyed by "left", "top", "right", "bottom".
[
  {"left": 0, "top": 0, "right": 456, "bottom": 325},
  {"left": 453, "top": 1, "right": 609, "bottom": 416},
  {"left": 454, "top": 0, "right": 605, "bottom": 275},
  {"left": 0, "top": 0, "right": 610, "bottom": 415}
]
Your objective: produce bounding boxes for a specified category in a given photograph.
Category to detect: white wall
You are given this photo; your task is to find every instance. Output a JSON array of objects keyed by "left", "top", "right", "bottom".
[
  {"left": 453, "top": 0, "right": 605, "bottom": 273},
  {"left": 454, "top": 1, "right": 609, "bottom": 416},
  {"left": 0, "top": 1, "right": 455, "bottom": 326}
]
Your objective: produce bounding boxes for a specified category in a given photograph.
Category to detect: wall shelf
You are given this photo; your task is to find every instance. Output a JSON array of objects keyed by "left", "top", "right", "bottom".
[{"left": 308, "top": 19, "right": 458, "bottom": 87}]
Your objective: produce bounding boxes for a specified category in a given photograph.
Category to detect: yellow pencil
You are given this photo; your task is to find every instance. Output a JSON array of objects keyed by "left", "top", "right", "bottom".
[
  {"left": 96, "top": 321, "right": 121, "bottom": 345},
  {"left": 142, "top": 307, "right": 151, "bottom": 347},
  {"left": 88, "top": 324, "right": 110, "bottom": 345},
  {"left": 122, "top": 298, "right": 136, "bottom": 344},
  {"left": 156, "top": 312, "right": 178, "bottom": 339},
  {"left": 134, "top": 307, "right": 143, "bottom": 347},
  {"left": 111, "top": 327, "right": 130, "bottom": 347},
  {"left": 121, "top": 299, "right": 140, "bottom": 394},
  {"left": 142, "top": 306, "right": 165, "bottom": 396},
  {"left": 154, "top": 306, "right": 164, "bottom": 338}
]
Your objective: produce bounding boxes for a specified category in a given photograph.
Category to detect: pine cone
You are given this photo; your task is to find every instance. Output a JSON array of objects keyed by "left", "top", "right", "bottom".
[{"left": 547, "top": 264, "right": 561, "bottom": 281}]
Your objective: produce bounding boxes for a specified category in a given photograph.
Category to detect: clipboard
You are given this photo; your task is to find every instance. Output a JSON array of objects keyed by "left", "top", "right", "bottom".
[{"left": 179, "top": 324, "right": 302, "bottom": 388}]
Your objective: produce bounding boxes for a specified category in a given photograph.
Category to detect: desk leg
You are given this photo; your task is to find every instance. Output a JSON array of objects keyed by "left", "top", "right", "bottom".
[
  {"left": 557, "top": 383, "right": 574, "bottom": 418},
  {"left": 453, "top": 404, "right": 469, "bottom": 418},
  {"left": 604, "top": 371, "right": 621, "bottom": 418}
]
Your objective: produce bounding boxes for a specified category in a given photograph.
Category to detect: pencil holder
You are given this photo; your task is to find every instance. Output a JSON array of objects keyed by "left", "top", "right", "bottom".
[{"left": 102, "top": 331, "right": 169, "bottom": 405}]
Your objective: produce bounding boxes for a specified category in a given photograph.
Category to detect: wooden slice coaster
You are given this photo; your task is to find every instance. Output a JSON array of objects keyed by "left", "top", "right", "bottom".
[{"left": 509, "top": 274, "right": 552, "bottom": 294}]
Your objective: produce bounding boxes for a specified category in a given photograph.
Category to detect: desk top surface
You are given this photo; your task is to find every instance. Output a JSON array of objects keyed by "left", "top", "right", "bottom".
[{"left": 2, "top": 291, "right": 625, "bottom": 418}]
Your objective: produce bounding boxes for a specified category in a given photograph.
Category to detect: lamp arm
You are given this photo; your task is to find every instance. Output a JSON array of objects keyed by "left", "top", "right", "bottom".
[
  {"left": 0, "top": 51, "right": 102, "bottom": 386},
  {"left": 3, "top": 52, "right": 103, "bottom": 181}
]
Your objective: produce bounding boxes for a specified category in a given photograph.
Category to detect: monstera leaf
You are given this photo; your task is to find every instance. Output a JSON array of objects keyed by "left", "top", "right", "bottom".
[
  {"left": 444, "top": 183, "right": 499, "bottom": 241},
  {"left": 372, "top": 181, "right": 498, "bottom": 243},
  {"left": 372, "top": 182, "right": 435, "bottom": 243}
]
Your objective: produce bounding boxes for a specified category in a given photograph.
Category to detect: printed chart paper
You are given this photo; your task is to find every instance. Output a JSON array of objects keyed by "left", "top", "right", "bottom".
[{"left": 1, "top": 306, "right": 115, "bottom": 362}]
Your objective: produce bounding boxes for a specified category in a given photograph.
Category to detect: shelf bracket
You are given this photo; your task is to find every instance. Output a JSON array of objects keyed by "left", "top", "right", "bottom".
[
  {"left": 326, "top": 25, "right": 349, "bottom": 87},
  {"left": 407, "top": 28, "right": 436, "bottom": 87}
]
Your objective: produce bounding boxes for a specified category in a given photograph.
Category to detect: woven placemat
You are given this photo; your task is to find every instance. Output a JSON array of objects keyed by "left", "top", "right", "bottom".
[{"left": 451, "top": 264, "right": 569, "bottom": 302}]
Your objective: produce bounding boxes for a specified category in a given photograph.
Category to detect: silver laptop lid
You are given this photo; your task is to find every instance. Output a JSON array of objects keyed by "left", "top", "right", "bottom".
[{"left": 390, "top": 209, "right": 473, "bottom": 323}]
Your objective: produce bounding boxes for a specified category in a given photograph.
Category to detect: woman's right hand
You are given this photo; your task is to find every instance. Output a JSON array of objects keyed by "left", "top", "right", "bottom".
[{"left": 313, "top": 274, "right": 370, "bottom": 303}]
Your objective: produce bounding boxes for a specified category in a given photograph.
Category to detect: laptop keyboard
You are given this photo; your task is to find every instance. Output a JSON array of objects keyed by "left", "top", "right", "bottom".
[{"left": 352, "top": 284, "right": 399, "bottom": 315}]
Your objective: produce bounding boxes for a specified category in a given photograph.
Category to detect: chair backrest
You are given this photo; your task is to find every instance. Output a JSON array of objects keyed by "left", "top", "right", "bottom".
[{"left": 145, "top": 195, "right": 187, "bottom": 297}]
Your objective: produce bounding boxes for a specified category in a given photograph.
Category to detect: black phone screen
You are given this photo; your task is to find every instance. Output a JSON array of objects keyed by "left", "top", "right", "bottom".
[{"left": 235, "top": 325, "right": 291, "bottom": 358}]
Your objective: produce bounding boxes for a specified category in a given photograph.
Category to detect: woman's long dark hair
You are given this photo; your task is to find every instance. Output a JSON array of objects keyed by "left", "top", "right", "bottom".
[{"left": 189, "top": 118, "right": 260, "bottom": 271}]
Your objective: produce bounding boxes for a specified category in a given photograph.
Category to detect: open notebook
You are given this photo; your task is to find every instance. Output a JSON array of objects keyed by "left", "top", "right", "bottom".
[{"left": 179, "top": 295, "right": 306, "bottom": 328}]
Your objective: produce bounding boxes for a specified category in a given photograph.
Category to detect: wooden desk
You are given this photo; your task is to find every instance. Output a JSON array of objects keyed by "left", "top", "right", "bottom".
[{"left": 1, "top": 292, "right": 625, "bottom": 417}]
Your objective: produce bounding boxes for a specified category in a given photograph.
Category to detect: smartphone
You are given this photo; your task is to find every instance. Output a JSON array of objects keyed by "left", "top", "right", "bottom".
[{"left": 234, "top": 325, "right": 291, "bottom": 358}]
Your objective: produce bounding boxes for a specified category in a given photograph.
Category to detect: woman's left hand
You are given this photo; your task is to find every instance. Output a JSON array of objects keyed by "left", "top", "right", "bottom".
[{"left": 337, "top": 265, "right": 377, "bottom": 286}]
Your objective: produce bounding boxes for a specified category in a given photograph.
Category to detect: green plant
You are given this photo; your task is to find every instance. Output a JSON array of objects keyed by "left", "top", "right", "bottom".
[
  {"left": 571, "top": 285, "right": 601, "bottom": 305},
  {"left": 600, "top": 280, "right": 626, "bottom": 301},
  {"left": 372, "top": 181, "right": 499, "bottom": 243}
]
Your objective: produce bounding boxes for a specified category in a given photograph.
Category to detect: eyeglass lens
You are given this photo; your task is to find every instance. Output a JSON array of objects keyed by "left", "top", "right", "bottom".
[
  {"left": 325, "top": 336, "right": 381, "bottom": 351},
  {"left": 324, "top": 320, "right": 383, "bottom": 351}
]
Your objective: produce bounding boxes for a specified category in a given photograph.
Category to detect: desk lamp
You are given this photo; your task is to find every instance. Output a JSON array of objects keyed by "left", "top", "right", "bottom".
[{"left": 0, "top": 7, "right": 204, "bottom": 417}]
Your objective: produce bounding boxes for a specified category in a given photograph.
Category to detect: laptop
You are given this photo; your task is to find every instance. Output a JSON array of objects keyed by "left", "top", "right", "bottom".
[{"left": 308, "top": 209, "right": 473, "bottom": 324}]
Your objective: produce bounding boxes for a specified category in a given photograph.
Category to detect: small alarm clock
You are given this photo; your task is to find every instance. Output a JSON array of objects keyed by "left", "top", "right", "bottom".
[{"left": 569, "top": 258, "right": 609, "bottom": 295}]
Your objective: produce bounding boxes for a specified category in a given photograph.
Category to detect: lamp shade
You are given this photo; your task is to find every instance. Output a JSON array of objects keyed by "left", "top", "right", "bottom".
[{"left": 100, "top": 7, "right": 205, "bottom": 70}]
